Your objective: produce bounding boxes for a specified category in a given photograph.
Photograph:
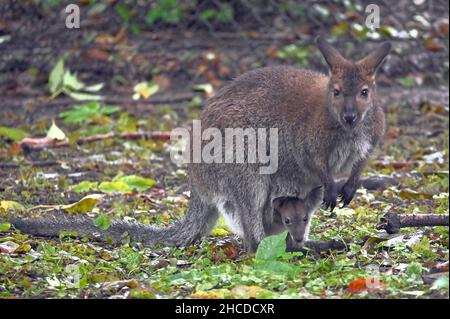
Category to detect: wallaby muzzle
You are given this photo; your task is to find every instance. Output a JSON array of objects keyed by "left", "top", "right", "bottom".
[{"left": 342, "top": 98, "right": 358, "bottom": 127}]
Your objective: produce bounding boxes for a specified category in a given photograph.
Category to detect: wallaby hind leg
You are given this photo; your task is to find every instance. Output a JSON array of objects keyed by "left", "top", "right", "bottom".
[{"left": 239, "top": 206, "right": 267, "bottom": 253}]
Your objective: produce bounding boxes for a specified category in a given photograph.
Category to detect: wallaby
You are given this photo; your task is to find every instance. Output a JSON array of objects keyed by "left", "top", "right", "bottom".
[
  {"left": 5, "top": 37, "right": 390, "bottom": 253},
  {"left": 269, "top": 186, "right": 323, "bottom": 249}
]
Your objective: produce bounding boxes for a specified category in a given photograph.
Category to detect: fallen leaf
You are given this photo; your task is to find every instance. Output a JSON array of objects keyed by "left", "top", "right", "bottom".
[
  {"left": 0, "top": 222, "right": 11, "bottom": 231},
  {"left": 423, "top": 38, "right": 445, "bottom": 52},
  {"left": 61, "top": 194, "right": 104, "bottom": 214},
  {"left": 0, "top": 241, "right": 20, "bottom": 254},
  {"left": 101, "top": 279, "right": 139, "bottom": 290},
  {"left": 347, "top": 278, "right": 385, "bottom": 294},
  {"left": 46, "top": 121, "right": 66, "bottom": 141},
  {"left": 191, "top": 289, "right": 227, "bottom": 299},
  {"left": 95, "top": 214, "right": 111, "bottom": 230},
  {"left": 230, "top": 285, "right": 271, "bottom": 298},
  {"left": 85, "top": 47, "right": 110, "bottom": 61},
  {"left": 0, "top": 126, "right": 27, "bottom": 142},
  {"left": 0, "top": 200, "right": 26, "bottom": 212},
  {"left": 399, "top": 189, "right": 435, "bottom": 200},
  {"left": 210, "top": 227, "right": 231, "bottom": 237}
]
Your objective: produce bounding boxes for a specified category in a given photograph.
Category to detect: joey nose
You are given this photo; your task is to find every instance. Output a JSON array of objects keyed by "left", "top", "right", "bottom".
[{"left": 343, "top": 113, "right": 357, "bottom": 125}]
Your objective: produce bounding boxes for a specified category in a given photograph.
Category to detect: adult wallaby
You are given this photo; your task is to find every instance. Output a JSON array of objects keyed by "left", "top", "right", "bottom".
[{"left": 5, "top": 37, "right": 390, "bottom": 252}]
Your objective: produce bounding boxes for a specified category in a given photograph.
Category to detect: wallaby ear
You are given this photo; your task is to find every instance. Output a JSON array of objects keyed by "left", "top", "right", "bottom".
[
  {"left": 272, "top": 197, "right": 285, "bottom": 211},
  {"left": 357, "top": 42, "right": 391, "bottom": 74},
  {"left": 316, "top": 36, "right": 347, "bottom": 70}
]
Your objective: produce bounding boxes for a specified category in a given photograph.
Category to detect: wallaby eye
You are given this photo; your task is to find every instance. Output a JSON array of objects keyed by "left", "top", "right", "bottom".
[
  {"left": 333, "top": 89, "right": 340, "bottom": 97},
  {"left": 303, "top": 218, "right": 308, "bottom": 222},
  {"left": 284, "top": 218, "right": 291, "bottom": 225},
  {"left": 361, "top": 89, "right": 369, "bottom": 97}
]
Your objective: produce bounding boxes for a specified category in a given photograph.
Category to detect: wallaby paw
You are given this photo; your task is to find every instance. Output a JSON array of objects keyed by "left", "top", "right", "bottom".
[
  {"left": 339, "top": 181, "right": 358, "bottom": 208},
  {"left": 322, "top": 186, "right": 338, "bottom": 212}
]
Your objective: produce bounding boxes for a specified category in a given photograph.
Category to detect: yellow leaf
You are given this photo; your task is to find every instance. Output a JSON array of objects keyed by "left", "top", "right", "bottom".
[
  {"left": 210, "top": 227, "right": 231, "bottom": 237},
  {"left": 191, "top": 289, "right": 227, "bottom": 299},
  {"left": 0, "top": 200, "right": 26, "bottom": 212},
  {"left": 61, "top": 194, "right": 104, "bottom": 214},
  {"left": 230, "top": 285, "right": 270, "bottom": 298}
]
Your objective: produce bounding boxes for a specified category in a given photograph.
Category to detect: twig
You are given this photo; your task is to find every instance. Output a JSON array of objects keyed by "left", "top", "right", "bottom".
[
  {"left": 0, "top": 160, "right": 59, "bottom": 168},
  {"left": 376, "top": 212, "right": 449, "bottom": 234},
  {"left": 19, "top": 131, "right": 171, "bottom": 152}
]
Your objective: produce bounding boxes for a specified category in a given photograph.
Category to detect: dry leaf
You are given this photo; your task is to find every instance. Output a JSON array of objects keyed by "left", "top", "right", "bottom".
[
  {"left": 347, "top": 278, "right": 385, "bottom": 294},
  {"left": 0, "top": 241, "right": 20, "bottom": 254}
]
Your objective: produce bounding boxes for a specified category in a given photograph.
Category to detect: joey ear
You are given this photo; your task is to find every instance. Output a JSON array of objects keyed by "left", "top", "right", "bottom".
[
  {"left": 272, "top": 197, "right": 285, "bottom": 211},
  {"left": 306, "top": 186, "right": 323, "bottom": 204},
  {"left": 316, "top": 36, "right": 347, "bottom": 70},
  {"left": 357, "top": 42, "right": 391, "bottom": 74}
]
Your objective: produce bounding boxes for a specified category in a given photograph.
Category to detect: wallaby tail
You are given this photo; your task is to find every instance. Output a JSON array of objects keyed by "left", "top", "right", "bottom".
[{"left": 6, "top": 191, "right": 219, "bottom": 247}]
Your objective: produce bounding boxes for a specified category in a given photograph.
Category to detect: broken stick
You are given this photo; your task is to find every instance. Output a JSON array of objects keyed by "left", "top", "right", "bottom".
[{"left": 376, "top": 212, "right": 449, "bottom": 234}]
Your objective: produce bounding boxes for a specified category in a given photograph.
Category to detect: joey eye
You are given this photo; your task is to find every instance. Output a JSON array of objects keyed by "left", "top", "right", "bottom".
[
  {"left": 284, "top": 218, "right": 291, "bottom": 225},
  {"left": 361, "top": 89, "right": 369, "bottom": 97},
  {"left": 333, "top": 89, "right": 340, "bottom": 97}
]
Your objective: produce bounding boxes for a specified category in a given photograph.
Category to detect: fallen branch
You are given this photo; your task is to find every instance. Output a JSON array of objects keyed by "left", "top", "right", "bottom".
[
  {"left": 431, "top": 261, "right": 449, "bottom": 274},
  {"left": 376, "top": 212, "right": 449, "bottom": 234},
  {"left": 0, "top": 160, "right": 59, "bottom": 168},
  {"left": 19, "top": 131, "right": 171, "bottom": 152}
]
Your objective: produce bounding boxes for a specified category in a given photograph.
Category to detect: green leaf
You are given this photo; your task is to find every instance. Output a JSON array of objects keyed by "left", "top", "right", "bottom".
[
  {"left": 95, "top": 214, "right": 111, "bottom": 231},
  {"left": 0, "top": 126, "right": 27, "bottom": 141},
  {"left": 255, "top": 231, "right": 288, "bottom": 260},
  {"left": 0, "top": 223, "right": 11, "bottom": 231},
  {"left": 63, "top": 71, "right": 85, "bottom": 91},
  {"left": 99, "top": 181, "right": 134, "bottom": 194},
  {"left": 200, "top": 9, "right": 217, "bottom": 22},
  {"left": 49, "top": 59, "right": 65, "bottom": 94},
  {"left": 60, "top": 102, "right": 119, "bottom": 124},
  {"left": 255, "top": 260, "right": 298, "bottom": 277},
  {"left": 217, "top": 4, "right": 234, "bottom": 23},
  {"left": 431, "top": 275, "right": 449, "bottom": 290},
  {"left": 46, "top": 121, "right": 66, "bottom": 141},
  {"left": 113, "top": 175, "right": 157, "bottom": 192},
  {"left": 72, "top": 181, "right": 99, "bottom": 193},
  {"left": 398, "top": 75, "right": 416, "bottom": 87},
  {"left": 210, "top": 227, "right": 231, "bottom": 237},
  {"left": 84, "top": 83, "right": 104, "bottom": 92},
  {"left": 64, "top": 90, "right": 103, "bottom": 101},
  {"left": 117, "top": 4, "right": 131, "bottom": 22}
]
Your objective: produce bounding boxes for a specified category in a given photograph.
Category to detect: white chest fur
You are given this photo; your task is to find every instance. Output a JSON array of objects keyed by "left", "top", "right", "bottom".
[{"left": 329, "top": 133, "right": 371, "bottom": 176}]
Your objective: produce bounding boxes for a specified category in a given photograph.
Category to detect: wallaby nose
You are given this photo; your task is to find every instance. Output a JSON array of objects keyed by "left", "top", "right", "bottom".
[{"left": 343, "top": 113, "right": 357, "bottom": 125}]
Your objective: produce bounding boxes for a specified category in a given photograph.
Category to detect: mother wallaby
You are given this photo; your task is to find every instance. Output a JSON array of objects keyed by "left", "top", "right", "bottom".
[{"left": 7, "top": 37, "right": 390, "bottom": 252}]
